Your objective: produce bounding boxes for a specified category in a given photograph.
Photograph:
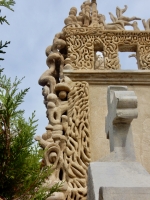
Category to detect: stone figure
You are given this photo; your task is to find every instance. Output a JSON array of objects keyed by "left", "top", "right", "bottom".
[
  {"left": 107, "top": 5, "right": 141, "bottom": 30},
  {"left": 132, "top": 21, "right": 140, "bottom": 31},
  {"left": 99, "top": 14, "right": 124, "bottom": 30},
  {"left": 109, "top": 12, "right": 133, "bottom": 28},
  {"left": 89, "top": 0, "right": 100, "bottom": 27},
  {"left": 95, "top": 54, "right": 104, "bottom": 70},
  {"left": 81, "top": 1, "right": 91, "bottom": 27},
  {"left": 116, "top": 5, "right": 141, "bottom": 22},
  {"left": 64, "top": 7, "right": 80, "bottom": 27},
  {"left": 142, "top": 19, "right": 150, "bottom": 30},
  {"left": 77, "top": 12, "right": 84, "bottom": 27}
]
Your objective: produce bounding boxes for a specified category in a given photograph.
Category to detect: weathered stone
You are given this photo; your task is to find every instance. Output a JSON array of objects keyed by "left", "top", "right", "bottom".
[
  {"left": 99, "top": 187, "right": 150, "bottom": 200},
  {"left": 37, "top": 0, "right": 150, "bottom": 199},
  {"left": 88, "top": 162, "right": 150, "bottom": 200}
]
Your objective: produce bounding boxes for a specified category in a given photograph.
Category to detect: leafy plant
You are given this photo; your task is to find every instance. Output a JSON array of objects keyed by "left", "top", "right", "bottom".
[
  {"left": 0, "top": 0, "right": 15, "bottom": 61},
  {"left": 0, "top": 72, "right": 61, "bottom": 199}
]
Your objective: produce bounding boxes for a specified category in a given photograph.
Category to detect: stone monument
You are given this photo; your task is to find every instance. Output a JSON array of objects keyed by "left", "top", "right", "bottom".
[
  {"left": 87, "top": 86, "right": 150, "bottom": 199},
  {"left": 36, "top": 0, "right": 150, "bottom": 199}
]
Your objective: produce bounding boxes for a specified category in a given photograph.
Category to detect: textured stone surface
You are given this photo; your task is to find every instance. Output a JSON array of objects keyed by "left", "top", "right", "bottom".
[
  {"left": 87, "top": 162, "right": 150, "bottom": 200},
  {"left": 88, "top": 83, "right": 150, "bottom": 173},
  {"left": 102, "top": 86, "right": 138, "bottom": 162},
  {"left": 99, "top": 187, "right": 150, "bottom": 200}
]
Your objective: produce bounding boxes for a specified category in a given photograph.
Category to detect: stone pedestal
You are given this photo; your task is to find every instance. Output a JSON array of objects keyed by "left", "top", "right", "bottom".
[{"left": 87, "top": 162, "right": 150, "bottom": 200}]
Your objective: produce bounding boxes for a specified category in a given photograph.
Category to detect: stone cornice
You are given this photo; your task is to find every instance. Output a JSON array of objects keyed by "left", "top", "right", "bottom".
[
  {"left": 63, "top": 70, "right": 150, "bottom": 85},
  {"left": 64, "top": 27, "right": 150, "bottom": 37}
]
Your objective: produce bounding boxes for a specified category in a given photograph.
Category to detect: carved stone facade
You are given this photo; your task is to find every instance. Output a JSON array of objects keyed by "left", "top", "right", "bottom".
[
  {"left": 37, "top": 0, "right": 150, "bottom": 199},
  {"left": 65, "top": 28, "right": 150, "bottom": 70}
]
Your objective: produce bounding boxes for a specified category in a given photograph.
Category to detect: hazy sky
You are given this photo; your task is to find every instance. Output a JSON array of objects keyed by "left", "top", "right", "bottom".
[{"left": 1, "top": 0, "right": 150, "bottom": 136}]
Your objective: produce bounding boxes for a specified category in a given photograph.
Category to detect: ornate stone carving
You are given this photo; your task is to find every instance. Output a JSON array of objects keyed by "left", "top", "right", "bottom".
[
  {"left": 64, "top": 28, "right": 150, "bottom": 70},
  {"left": 39, "top": 32, "right": 66, "bottom": 93},
  {"left": 36, "top": 79, "right": 90, "bottom": 200},
  {"left": 138, "top": 45, "right": 150, "bottom": 69},
  {"left": 64, "top": 2, "right": 142, "bottom": 31},
  {"left": 142, "top": 19, "right": 150, "bottom": 31},
  {"left": 38, "top": 1, "right": 150, "bottom": 199},
  {"left": 65, "top": 34, "right": 94, "bottom": 69},
  {"left": 94, "top": 53, "right": 104, "bottom": 70},
  {"left": 110, "top": 5, "right": 141, "bottom": 30},
  {"left": 64, "top": 81, "right": 90, "bottom": 199}
]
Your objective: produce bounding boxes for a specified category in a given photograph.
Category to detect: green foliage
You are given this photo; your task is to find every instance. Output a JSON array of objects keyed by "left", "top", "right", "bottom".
[
  {"left": 0, "top": 41, "right": 11, "bottom": 61},
  {"left": 0, "top": 72, "right": 61, "bottom": 199},
  {"left": 0, "top": 0, "right": 15, "bottom": 61},
  {"left": 0, "top": 14, "right": 9, "bottom": 25},
  {"left": 0, "top": 0, "right": 15, "bottom": 11}
]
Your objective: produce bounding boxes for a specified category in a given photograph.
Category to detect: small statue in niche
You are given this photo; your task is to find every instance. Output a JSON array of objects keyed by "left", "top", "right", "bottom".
[
  {"left": 142, "top": 19, "right": 150, "bottom": 31},
  {"left": 95, "top": 53, "right": 104, "bottom": 70}
]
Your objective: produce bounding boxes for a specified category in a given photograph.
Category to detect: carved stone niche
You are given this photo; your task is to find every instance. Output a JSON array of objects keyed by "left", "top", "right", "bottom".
[{"left": 64, "top": 28, "right": 150, "bottom": 70}]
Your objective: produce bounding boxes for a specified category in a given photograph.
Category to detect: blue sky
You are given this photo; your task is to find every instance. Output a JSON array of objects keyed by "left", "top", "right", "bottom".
[{"left": 1, "top": 0, "right": 150, "bottom": 136}]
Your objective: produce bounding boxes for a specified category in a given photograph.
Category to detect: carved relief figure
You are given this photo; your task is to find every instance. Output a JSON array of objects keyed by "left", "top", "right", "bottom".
[
  {"left": 64, "top": 7, "right": 80, "bottom": 27},
  {"left": 90, "top": 0, "right": 100, "bottom": 27},
  {"left": 95, "top": 53, "right": 104, "bottom": 70},
  {"left": 142, "top": 19, "right": 150, "bottom": 31},
  {"left": 107, "top": 5, "right": 141, "bottom": 30},
  {"left": 81, "top": 1, "right": 91, "bottom": 27},
  {"left": 99, "top": 14, "right": 124, "bottom": 30},
  {"left": 116, "top": 5, "right": 141, "bottom": 22}
]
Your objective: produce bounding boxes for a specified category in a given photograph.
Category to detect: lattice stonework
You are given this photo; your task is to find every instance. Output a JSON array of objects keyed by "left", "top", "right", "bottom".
[
  {"left": 64, "top": 28, "right": 150, "bottom": 70},
  {"left": 65, "top": 81, "right": 90, "bottom": 200}
]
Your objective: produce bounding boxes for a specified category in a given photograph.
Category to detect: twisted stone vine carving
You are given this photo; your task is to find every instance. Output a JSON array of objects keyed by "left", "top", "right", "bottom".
[{"left": 64, "top": 81, "right": 91, "bottom": 200}]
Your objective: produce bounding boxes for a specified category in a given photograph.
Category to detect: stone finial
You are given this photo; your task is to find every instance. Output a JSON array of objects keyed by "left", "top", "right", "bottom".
[{"left": 105, "top": 86, "right": 138, "bottom": 161}]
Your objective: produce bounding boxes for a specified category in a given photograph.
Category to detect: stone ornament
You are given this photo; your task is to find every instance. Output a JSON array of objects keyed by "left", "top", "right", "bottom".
[
  {"left": 62, "top": 1, "right": 150, "bottom": 70},
  {"left": 104, "top": 86, "right": 138, "bottom": 161},
  {"left": 87, "top": 86, "right": 150, "bottom": 200},
  {"left": 64, "top": 81, "right": 90, "bottom": 199},
  {"left": 36, "top": 79, "right": 90, "bottom": 199},
  {"left": 37, "top": 0, "right": 150, "bottom": 199},
  {"left": 65, "top": 29, "right": 150, "bottom": 70}
]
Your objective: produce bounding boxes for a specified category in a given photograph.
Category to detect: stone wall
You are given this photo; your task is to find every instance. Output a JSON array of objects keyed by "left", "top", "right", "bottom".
[{"left": 64, "top": 70, "right": 150, "bottom": 173}]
